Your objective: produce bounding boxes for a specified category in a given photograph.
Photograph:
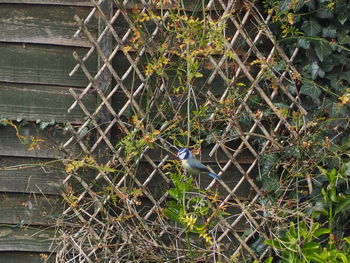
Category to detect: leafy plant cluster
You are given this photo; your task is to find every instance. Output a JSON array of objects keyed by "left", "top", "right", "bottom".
[
  {"left": 262, "top": 166, "right": 350, "bottom": 263},
  {"left": 258, "top": 0, "right": 350, "bottom": 261},
  {"left": 163, "top": 163, "right": 227, "bottom": 248},
  {"left": 125, "top": 5, "right": 239, "bottom": 146}
]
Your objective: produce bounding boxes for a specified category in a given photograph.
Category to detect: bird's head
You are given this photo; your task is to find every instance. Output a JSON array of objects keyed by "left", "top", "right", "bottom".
[{"left": 177, "top": 148, "right": 191, "bottom": 160}]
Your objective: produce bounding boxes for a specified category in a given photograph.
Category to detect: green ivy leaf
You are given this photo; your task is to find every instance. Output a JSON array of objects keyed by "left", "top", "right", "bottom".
[
  {"left": 303, "top": 0, "right": 315, "bottom": 9},
  {"left": 337, "top": 13, "right": 348, "bottom": 25},
  {"left": 316, "top": 8, "right": 333, "bottom": 19},
  {"left": 345, "top": 162, "right": 350, "bottom": 177},
  {"left": 276, "top": 0, "right": 292, "bottom": 12},
  {"left": 301, "top": 20, "right": 322, "bottom": 36},
  {"left": 300, "top": 82, "right": 321, "bottom": 99},
  {"left": 315, "top": 41, "right": 332, "bottom": 62},
  {"left": 78, "top": 126, "right": 89, "bottom": 138},
  {"left": 297, "top": 38, "right": 310, "bottom": 49},
  {"left": 338, "top": 29, "right": 350, "bottom": 45},
  {"left": 341, "top": 71, "right": 350, "bottom": 82},
  {"left": 304, "top": 62, "right": 324, "bottom": 80},
  {"left": 322, "top": 27, "right": 337, "bottom": 38}
]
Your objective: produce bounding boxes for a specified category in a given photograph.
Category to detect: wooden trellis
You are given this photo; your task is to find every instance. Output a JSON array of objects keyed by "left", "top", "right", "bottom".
[{"left": 57, "top": 0, "right": 306, "bottom": 262}]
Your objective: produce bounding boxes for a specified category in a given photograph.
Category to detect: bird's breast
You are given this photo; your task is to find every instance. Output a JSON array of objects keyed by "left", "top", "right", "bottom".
[
  {"left": 181, "top": 159, "right": 198, "bottom": 174},
  {"left": 181, "top": 159, "right": 191, "bottom": 169}
]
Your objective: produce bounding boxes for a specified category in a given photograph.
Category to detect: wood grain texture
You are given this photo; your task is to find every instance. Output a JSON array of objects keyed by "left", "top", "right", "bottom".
[
  {"left": 0, "top": 0, "right": 227, "bottom": 10},
  {"left": 0, "top": 83, "right": 96, "bottom": 123},
  {"left": 0, "top": 44, "right": 233, "bottom": 89},
  {"left": 0, "top": 0, "right": 90, "bottom": 5},
  {"left": 0, "top": 226, "right": 55, "bottom": 252},
  {"left": 0, "top": 157, "right": 63, "bottom": 195},
  {"left": 0, "top": 4, "right": 96, "bottom": 47},
  {"left": 0, "top": 3, "right": 236, "bottom": 48},
  {"left": 0, "top": 123, "right": 72, "bottom": 158},
  {"left": 0, "top": 43, "right": 96, "bottom": 87},
  {"left": 0, "top": 193, "right": 62, "bottom": 225},
  {"left": 0, "top": 252, "right": 55, "bottom": 263}
]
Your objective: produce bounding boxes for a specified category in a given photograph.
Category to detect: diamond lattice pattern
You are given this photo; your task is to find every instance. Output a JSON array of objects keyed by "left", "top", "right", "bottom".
[{"left": 58, "top": 0, "right": 306, "bottom": 262}]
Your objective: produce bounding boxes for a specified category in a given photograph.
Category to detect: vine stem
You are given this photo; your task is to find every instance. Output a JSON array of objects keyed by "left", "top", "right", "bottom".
[{"left": 186, "top": 42, "right": 191, "bottom": 147}]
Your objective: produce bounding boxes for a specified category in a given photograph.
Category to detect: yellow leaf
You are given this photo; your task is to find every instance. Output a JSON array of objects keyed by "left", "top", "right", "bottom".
[
  {"left": 339, "top": 93, "right": 350, "bottom": 105},
  {"left": 123, "top": 46, "right": 132, "bottom": 52},
  {"left": 194, "top": 72, "right": 203, "bottom": 78},
  {"left": 65, "top": 163, "right": 74, "bottom": 173},
  {"left": 152, "top": 129, "right": 161, "bottom": 136},
  {"left": 287, "top": 13, "right": 294, "bottom": 25}
]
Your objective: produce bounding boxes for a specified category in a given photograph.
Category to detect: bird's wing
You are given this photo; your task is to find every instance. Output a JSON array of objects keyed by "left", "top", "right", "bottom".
[
  {"left": 187, "top": 158, "right": 221, "bottom": 180},
  {"left": 188, "top": 157, "right": 211, "bottom": 172}
]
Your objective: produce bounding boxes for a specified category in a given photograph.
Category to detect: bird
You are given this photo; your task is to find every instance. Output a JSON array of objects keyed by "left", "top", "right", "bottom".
[{"left": 176, "top": 148, "right": 221, "bottom": 180}]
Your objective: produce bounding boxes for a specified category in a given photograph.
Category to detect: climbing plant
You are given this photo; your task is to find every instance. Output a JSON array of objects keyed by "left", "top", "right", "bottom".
[
  {"left": 55, "top": 0, "right": 350, "bottom": 262},
  {"left": 257, "top": 0, "right": 350, "bottom": 261}
]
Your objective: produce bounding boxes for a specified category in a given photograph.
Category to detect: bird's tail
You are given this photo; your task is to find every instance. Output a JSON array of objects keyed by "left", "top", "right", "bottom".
[{"left": 208, "top": 172, "right": 221, "bottom": 180}]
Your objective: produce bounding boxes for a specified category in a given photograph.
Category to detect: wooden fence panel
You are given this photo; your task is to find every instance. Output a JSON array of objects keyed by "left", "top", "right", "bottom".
[
  {"left": 0, "top": 157, "right": 63, "bottom": 195},
  {"left": 0, "top": 227, "right": 55, "bottom": 252},
  {"left": 0, "top": 4, "right": 96, "bottom": 47},
  {"left": 0, "top": 2, "right": 97, "bottom": 260},
  {"left": 0, "top": 252, "right": 54, "bottom": 263},
  {"left": 0, "top": 124, "right": 72, "bottom": 158},
  {"left": 0, "top": 43, "right": 96, "bottom": 87},
  {"left": 0, "top": 0, "right": 90, "bottom": 4},
  {"left": 0, "top": 83, "right": 96, "bottom": 123},
  {"left": 0, "top": 193, "right": 62, "bottom": 225}
]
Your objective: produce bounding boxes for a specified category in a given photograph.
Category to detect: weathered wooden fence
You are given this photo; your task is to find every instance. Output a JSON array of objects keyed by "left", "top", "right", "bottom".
[
  {"left": 0, "top": 0, "right": 306, "bottom": 262},
  {"left": 0, "top": 1, "right": 96, "bottom": 262}
]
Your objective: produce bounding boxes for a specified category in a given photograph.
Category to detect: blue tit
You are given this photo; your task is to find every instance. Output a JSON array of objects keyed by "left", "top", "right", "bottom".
[{"left": 177, "top": 148, "right": 221, "bottom": 180}]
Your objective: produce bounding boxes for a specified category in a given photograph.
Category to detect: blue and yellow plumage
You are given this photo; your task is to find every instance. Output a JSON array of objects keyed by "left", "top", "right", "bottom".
[{"left": 177, "top": 148, "right": 221, "bottom": 180}]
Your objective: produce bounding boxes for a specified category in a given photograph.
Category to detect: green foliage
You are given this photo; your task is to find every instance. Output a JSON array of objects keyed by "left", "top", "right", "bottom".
[
  {"left": 131, "top": 8, "right": 232, "bottom": 88},
  {"left": 36, "top": 118, "right": 55, "bottom": 130},
  {"left": 313, "top": 167, "right": 350, "bottom": 230},
  {"left": 259, "top": 0, "right": 350, "bottom": 261},
  {"left": 265, "top": 221, "right": 350, "bottom": 263},
  {"left": 163, "top": 167, "right": 227, "bottom": 247},
  {"left": 264, "top": 165, "right": 350, "bottom": 262}
]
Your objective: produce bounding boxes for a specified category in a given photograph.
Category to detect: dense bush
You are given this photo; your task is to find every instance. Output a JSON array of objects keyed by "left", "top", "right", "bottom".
[{"left": 259, "top": 0, "right": 350, "bottom": 261}]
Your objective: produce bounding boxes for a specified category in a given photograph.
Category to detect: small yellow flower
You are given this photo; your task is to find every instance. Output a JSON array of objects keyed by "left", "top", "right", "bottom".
[
  {"left": 199, "top": 231, "right": 213, "bottom": 246},
  {"left": 339, "top": 93, "right": 350, "bottom": 105},
  {"left": 180, "top": 214, "right": 197, "bottom": 230}
]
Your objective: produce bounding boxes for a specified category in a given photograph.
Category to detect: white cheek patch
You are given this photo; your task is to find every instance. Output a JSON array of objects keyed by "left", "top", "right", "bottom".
[{"left": 178, "top": 151, "right": 187, "bottom": 160}]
